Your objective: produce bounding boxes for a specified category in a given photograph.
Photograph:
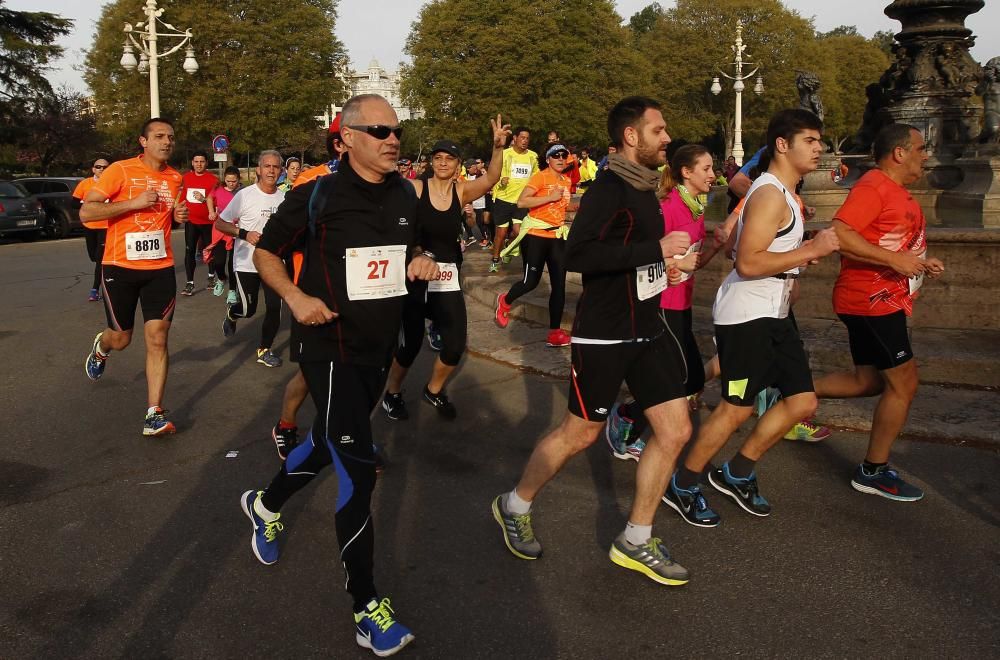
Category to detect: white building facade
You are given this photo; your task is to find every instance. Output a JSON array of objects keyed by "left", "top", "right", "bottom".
[{"left": 317, "top": 58, "right": 423, "bottom": 128}]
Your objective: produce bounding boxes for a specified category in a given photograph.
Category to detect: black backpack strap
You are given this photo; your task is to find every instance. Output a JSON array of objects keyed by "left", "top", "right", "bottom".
[{"left": 307, "top": 172, "right": 337, "bottom": 235}]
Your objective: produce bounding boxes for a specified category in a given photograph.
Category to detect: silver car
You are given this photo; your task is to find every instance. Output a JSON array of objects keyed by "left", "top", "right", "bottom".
[{"left": 0, "top": 181, "right": 46, "bottom": 240}]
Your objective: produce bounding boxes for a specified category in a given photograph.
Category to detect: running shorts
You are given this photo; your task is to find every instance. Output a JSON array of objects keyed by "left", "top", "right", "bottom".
[
  {"left": 714, "top": 316, "right": 813, "bottom": 407},
  {"left": 838, "top": 311, "right": 913, "bottom": 371},
  {"left": 101, "top": 265, "right": 176, "bottom": 331}
]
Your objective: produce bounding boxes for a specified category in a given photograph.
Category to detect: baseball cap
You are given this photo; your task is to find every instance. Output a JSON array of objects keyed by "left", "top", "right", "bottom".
[
  {"left": 431, "top": 140, "right": 461, "bottom": 158},
  {"left": 329, "top": 112, "right": 342, "bottom": 136},
  {"left": 546, "top": 144, "right": 569, "bottom": 158}
]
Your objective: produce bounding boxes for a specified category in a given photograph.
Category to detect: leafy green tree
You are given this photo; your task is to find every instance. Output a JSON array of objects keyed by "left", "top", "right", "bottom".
[
  {"left": 0, "top": 1, "right": 72, "bottom": 144},
  {"left": 812, "top": 34, "right": 890, "bottom": 152},
  {"left": 871, "top": 29, "right": 895, "bottom": 55},
  {"left": 83, "top": 0, "right": 348, "bottom": 162},
  {"left": 819, "top": 25, "right": 860, "bottom": 39},
  {"left": 628, "top": 3, "right": 664, "bottom": 38},
  {"left": 400, "top": 0, "right": 646, "bottom": 153},
  {"left": 15, "top": 87, "right": 101, "bottom": 174}
]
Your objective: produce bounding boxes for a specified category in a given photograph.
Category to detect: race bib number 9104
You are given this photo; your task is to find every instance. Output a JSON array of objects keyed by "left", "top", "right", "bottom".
[
  {"left": 636, "top": 261, "right": 668, "bottom": 301},
  {"left": 345, "top": 245, "right": 407, "bottom": 301},
  {"left": 125, "top": 230, "right": 167, "bottom": 261}
]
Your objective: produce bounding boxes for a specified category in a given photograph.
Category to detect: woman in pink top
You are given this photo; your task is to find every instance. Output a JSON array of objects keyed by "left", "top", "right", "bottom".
[
  {"left": 606, "top": 144, "right": 722, "bottom": 459},
  {"left": 204, "top": 166, "right": 242, "bottom": 298}
]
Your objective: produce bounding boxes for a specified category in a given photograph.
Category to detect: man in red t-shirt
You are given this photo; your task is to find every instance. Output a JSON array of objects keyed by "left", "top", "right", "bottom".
[
  {"left": 180, "top": 151, "right": 219, "bottom": 295},
  {"left": 815, "top": 123, "right": 944, "bottom": 502}
]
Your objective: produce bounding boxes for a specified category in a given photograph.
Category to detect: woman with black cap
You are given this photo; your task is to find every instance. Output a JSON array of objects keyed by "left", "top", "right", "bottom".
[{"left": 381, "top": 115, "right": 510, "bottom": 421}]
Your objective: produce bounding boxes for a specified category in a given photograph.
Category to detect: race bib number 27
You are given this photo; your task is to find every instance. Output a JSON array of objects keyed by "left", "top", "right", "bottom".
[{"left": 345, "top": 245, "right": 407, "bottom": 301}]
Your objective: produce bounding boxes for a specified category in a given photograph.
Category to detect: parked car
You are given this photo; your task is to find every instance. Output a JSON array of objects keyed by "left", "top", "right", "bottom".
[
  {"left": 0, "top": 180, "right": 46, "bottom": 240},
  {"left": 16, "top": 177, "right": 85, "bottom": 239}
]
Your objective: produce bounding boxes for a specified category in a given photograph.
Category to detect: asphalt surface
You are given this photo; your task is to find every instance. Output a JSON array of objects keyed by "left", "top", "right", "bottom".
[{"left": 1, "top": 234, "right": 998, "bottom": 659}]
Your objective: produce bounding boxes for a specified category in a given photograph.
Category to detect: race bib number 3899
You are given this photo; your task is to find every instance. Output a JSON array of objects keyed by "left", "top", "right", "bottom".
[
  {"left": 345, "top": 245, "right": 407, "bottom": 301},
  {"left": 125, "top": 230, "right": 167, "bottom": 261}
]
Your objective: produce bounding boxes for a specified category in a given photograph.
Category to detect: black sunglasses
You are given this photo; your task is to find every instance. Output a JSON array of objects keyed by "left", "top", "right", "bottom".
[
  {"left": 347, "top": 124, "right": 403, "bottom": 140},
  {"left": 549, "top": 151, "right": 569, "bottom": 159}
]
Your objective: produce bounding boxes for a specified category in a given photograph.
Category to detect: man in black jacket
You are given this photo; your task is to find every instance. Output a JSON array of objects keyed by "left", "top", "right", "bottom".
[
  {"left": 238, "top": 94, "right": 438, "bottom": 658},
  {"left": 491, "top": 96, "right": 695, "bottom": 586}
]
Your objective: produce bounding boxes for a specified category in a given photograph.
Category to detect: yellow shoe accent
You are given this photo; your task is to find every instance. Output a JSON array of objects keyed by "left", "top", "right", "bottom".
[
  {"left": 492, "top": 496, "right": 539, "bottom": 560},
  {"left": 608, "top": 545, "right": 689, "bottom": 586}
]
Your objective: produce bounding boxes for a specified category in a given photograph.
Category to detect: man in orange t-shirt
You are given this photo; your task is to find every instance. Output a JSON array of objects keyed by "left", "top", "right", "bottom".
[
  {"left": 81, "top": 117, "right": 189, "bottom": 437},
  {"left": 814, "top": 123, "right": 944, "bottom": 502},
  {"left": 495, "top": 144, "right": 576, "bottom": 347},
  {"left": 74, "top": 157, "right": 111, "bottom": 301}
]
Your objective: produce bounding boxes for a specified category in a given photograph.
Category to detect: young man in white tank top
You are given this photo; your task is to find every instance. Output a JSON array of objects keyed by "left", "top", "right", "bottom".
[{"left": 671, "top": 109, "right": 841, "bottom": 519}]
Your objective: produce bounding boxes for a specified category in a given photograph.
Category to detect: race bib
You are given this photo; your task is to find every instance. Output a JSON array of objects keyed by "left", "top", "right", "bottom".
[
  {"left": 909, "top": 250, "right": 926, "bottom": 296},
  {"left": 636, "top": 261, "right": 668, "bottom": 301},
  {"left": 670, "top": 239, "right": 703, "bottom": 284},
  {"left": 186, "top": 188, "right": 206, "bottom": 204},
  {"left": 511, "top": 163, "right": 531, "bottom": 179},
  {"left": 427, "top": 262, "right": 461, "bottom": 292},
  {"left": 125, "top": 230, "right": 167, "bottom": 261},
  {"left": 345, "top": 245, "right": 407, "bottom": 301}
]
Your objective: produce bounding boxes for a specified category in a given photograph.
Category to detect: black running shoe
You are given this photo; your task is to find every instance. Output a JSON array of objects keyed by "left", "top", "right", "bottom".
[
  {"left": 423, "top": 386, "right": 457, "bottom": 419},
  {"left": 662, "top": 475, "right": 721, "bottom": 527},
  {"left": 271, "top": 422, "right": 299, "bottom": 460},
  {"left": 708, "top": 464, "right": 771, "bottom": 517},
  {"left": 382, "top": 392, "right": 409, "bottom": 421}
]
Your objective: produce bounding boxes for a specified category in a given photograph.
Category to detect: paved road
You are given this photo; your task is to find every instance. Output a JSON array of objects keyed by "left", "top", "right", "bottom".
[{"left": 1, "top": 236, "right": 998, "bottom": 659}]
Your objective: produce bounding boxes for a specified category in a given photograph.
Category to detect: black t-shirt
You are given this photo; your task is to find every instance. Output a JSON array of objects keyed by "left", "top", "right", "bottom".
[
  {"left": 565, "top": 170, "right": 666, "bottom": 341},
  {"left": 416, "top": 180, "right": 464, "bottom": 265},
  {"left": 256, "top": 155, "right": 418, "bottom": 366}
]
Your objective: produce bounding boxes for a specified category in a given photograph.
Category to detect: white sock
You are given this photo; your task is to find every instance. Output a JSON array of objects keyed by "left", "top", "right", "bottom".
[
  {"left": 95, "top": 343, "right": 110, "bottom": 359},
  {"left": 506, "top": 488, "right": 531, "bottom": 515},
  {"left": 146, "top": 406, "right": 159, "bottom": 416},
  {"left": 253, "top": 494, "right": 279, "bottom": 522},
  {"left": 624, "top": 521, "right": 652, "bottom": 546}
]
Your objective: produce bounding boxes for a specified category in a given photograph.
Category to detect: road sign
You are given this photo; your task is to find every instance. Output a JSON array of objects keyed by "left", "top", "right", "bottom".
[{"left": 212, "top": 135, "right": 230, "bottom": 153}]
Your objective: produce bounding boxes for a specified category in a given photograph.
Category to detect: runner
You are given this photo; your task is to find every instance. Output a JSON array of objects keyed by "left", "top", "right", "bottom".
[
  {"left": 216, "top": 151, "right": 286, "bottom": 368},
  {"left": 382, "top": 119, "right": 508, "bottom": 422},
  {"left": 296, "top": 113, "right": 343, "bottom": 187},
  {"left": 180, "top": 151, "right": 219, "bottom": 296},
  {"left": 73, "top": 157, "right": 110, "bottom": 302},
  {"left": 577, "top": 147, "right": 597, "bottom": 194},
  {"left": 605, "top": 144, "right": 724, "bottom": 474},
  {"left": 82, "top": 117, "right": 188, "bottom": 436},
  {"left": 239, "top": 94, "right": 439, "bottom": 657},
  {"left": 493, "top": 143, "right": 578, "bottom": 347},
  {"left": 488, "top": 128, "right": 538, "bottom": 273},
  {"left": 277, "top": 157, "right": 301, "bottom": 192},
  {"left": 814, "top": 123, "right": 943, "bottom": 501},
  {"left": 491, "top": 96, "right": 695, "bottom": 586},
  {"left": 675, "top": 109, "right": 840, "bottom": 520},
  {"left": 203, "top": 166, "right": 242, "bottom": 298}
]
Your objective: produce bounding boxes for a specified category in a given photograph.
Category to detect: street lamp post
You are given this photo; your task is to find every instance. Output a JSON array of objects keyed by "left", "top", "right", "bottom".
[
  {"left": 119, "top": 0, "right": 198, "bottom": 118},
  {"left": 710, "top": 20, "right": 764, "bottom": 166}
]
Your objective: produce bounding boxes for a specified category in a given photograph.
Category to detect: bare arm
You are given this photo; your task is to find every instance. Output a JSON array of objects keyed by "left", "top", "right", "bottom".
[
  {"left": 832, "top": 219, "right": 925, "bottom": 277},
  {"left": 517, "top": 184, "right": 560, "bottom": 209},
  {"left": 460, "top": 114, "right": 509, "bottom": 204},
  {"left": 214, "top": 215, "right": 238, "bottom": 237},
  {"left": 735, "top": 187, "right": 836, "bottom": 278},
  {"left": 728, "top": 171, "right": 752, "bottom": 198}
]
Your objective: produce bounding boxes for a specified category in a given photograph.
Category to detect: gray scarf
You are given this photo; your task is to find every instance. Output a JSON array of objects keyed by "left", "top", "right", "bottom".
[{"left": 608, "top": 153, "right": 661, "bottom": 191}]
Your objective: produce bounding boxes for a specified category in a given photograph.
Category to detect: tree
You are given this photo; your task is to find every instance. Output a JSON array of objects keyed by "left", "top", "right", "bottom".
[
  {"left": 0, "top": 1, "right": 72, "bottom": 144},
  {"left": 812, "top": 34, "right": 890, "bottom": 152},
  {"left": 628, "top": 3, "right": 664, "bottom": 38},
  {"left": 819, "top": 25, "right": 860, "bottom": 39},
  {"left": 15, "top": 87, "right": 101, "bottom": 174},
  {"left": 83, "top": 0, "right": 348, "bottom": 162},
  {"left": 871, "top": 29, "right": 895, "bottom": 55},
  {"left": 400, "top": 0, "right": 647, "bottom": 154},
  {"left": 636, "top": 0, "right": 819, "bottom": 155}
]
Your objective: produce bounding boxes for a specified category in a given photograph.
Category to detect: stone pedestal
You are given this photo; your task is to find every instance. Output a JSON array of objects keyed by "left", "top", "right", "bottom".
[{"left": 937, "top": 151, "right": 1000, "bottom": 226}]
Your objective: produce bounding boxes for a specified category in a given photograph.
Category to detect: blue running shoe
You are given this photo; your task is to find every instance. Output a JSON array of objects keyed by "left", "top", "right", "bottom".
[
  {"left": 605, "top": 402, "right": 646, "bottom": 461},
  {"left": 85, "top": 332, "right": 107, "bottom": 381},
  {"left": 212, "top": 278, "right": 225, "bottom": 296},
  {"left": 355, "top": 597, "right": 415, "bottom": 657},
  {"left": 662, "top": 475, "right": 721, "bottom": 527},
  {"left": 143, "top": 407, "right": 176, "bottom": 436},
  {"left": 240, "top": 490, "right": 283, "bottom": 565},
  {"left": 851, "top": 464, "right": 924, "bottom": 502},
  {"left": 708, "top": 464, "right": 771, "bottom": 517}
]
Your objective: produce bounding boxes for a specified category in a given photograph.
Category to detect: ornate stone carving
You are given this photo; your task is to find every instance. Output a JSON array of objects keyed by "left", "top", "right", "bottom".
[
  {"left": 978, "top": 57, "right": 1000, "bottom": 143},
  {"left": 795, "top": 71, "right": 824, "bottom": 123}
]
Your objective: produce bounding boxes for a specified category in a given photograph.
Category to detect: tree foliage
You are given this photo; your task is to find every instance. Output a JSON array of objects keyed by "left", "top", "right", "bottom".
[
  {"left": 84, "top": 0, "right": 348, "bottom": 160},
  {"left": 628, "top": 3, "right": 664, "bottom": 38},
  {"left": 813, "top": 34, "right": 890, "bottom": 152},
  {"left": 400, "top": 0, "right": 646, "bottom": 155},
  {"left": 14, "top": 87, "right": 100, "bottom": 174}
]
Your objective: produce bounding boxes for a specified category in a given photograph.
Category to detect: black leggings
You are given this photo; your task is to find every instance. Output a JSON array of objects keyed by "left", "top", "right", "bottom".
[
  {"left": 184, "top": 223, "right": 214, "bottom": 281},
  {"left": 84, "top": 227, "right": 106, "bottom": 290},
  {"left": 260, "top": 361, "right": 386, "bottom": 610},
  {"left": 210, "top": 242, "right": 234, "bottom": 283},
  {"left": 474, "top": 208, "right": 493, "bottom": 242},
  {"left": 395, "top": 279, "right": 466, "bottom": 368},
  {"left": 505, "top": 234, "right": 566, "bottom": 330},
  {"left": 230, "top": 271, "right": 281, "bottom": 348}
]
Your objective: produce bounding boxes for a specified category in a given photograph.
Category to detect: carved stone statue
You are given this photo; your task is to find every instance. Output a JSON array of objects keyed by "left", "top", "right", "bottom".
[
  {"left": 795, "top": 71, "right": 825, "bottom": 123},
  {"left": 937, "top": 43, "right": 964, "bottom": 89},
  {"left": 978, "top": 56, "right": 1000, "bottom": 142}
]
